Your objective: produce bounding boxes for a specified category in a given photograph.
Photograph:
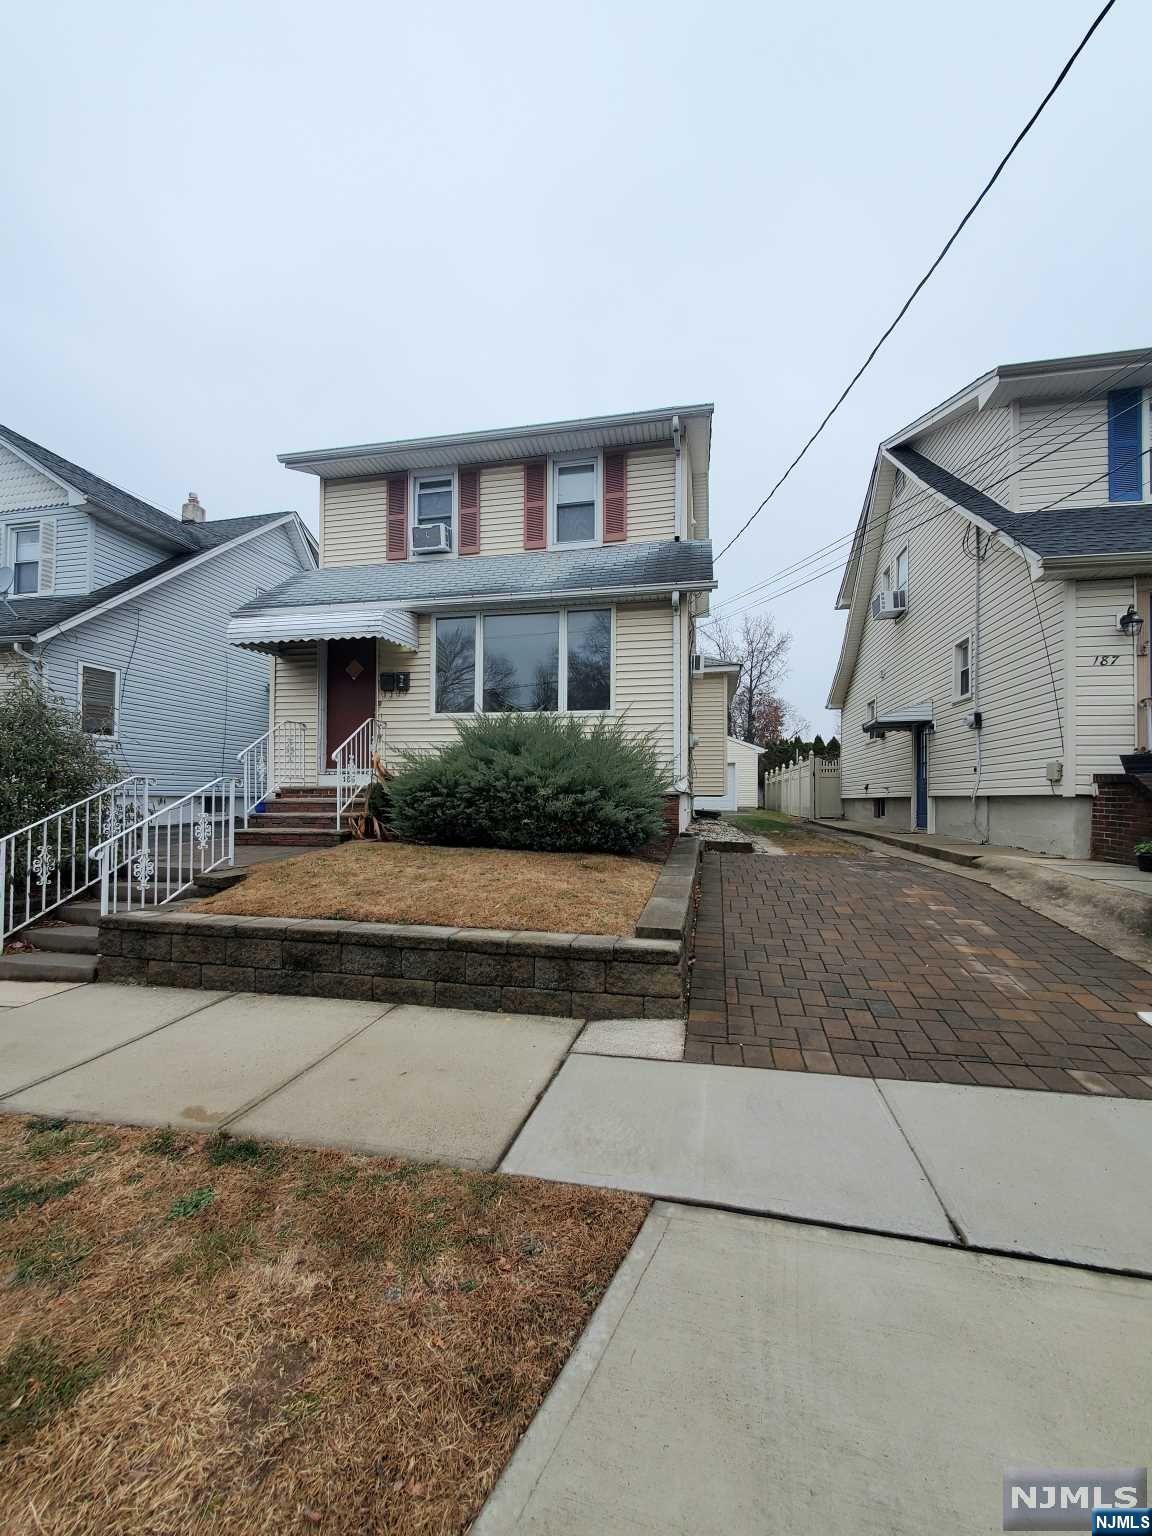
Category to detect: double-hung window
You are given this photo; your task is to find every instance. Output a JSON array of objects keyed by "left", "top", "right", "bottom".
[
  {"left": 953, "top": 637, "right": 972, "bottom": 701},
  {"left": 553, "top": 460, "right": 598, "bottom": 545},
  {"left": 11, "top": 524, "right": 40, "bottom": 594},
  {"left": 413, "top": 473, "right": 453, "bottom": 528},
  {"left": 434, "top": 609, "right": 612, "bottom": 714},
  {"left": 895, "top": 547, "right": 908, "bottom": 596}
]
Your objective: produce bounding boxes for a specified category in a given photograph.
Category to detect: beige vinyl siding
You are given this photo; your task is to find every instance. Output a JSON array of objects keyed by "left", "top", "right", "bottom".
[
  {"left": 321, "top": 479, "right": 388, "bottom": 567},
  {"left": 626, "top": 447, "right": 676, "bottom": 541},
  {"left": 317, "top": 447, "right": 676, "bottom": 568},
  {"left": 1073, "top": 579, "right": 1136, "bottom": 791},
  {"left": 840, "top": 408, "right": 1064, "bottom": 804},
  {"left": 271, "top": 644, "right": 321, "bottom": 776},
  {"left": 690, "top": 674, "right": 729, "bottom": 796},
  {"left": 1015, "top": 400, "right": 1110, "bottom": 513},
  {"left": 478, "top": 464, "right": 524, "bottom": 555},
  {"left": 915, "top": 404, "right": 1012, "bottom": 487},
  {"left": 375, "top": 601, "right": 676, "bottom": 766}
]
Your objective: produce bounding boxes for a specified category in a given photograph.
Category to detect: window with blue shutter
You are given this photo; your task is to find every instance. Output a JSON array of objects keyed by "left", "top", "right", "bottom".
[{"left": 1107, "top": 389, "right": 1144, "bottom": 501}]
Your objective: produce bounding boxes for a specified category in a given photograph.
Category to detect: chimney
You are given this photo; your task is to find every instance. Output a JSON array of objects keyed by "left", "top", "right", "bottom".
[{"left": 181, "top": 492, "right": 205, "bottom": 524}]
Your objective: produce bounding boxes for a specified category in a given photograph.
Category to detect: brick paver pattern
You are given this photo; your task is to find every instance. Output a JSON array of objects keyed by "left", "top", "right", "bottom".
[{"left": 687, "top": 852, "right": 1152, "bottom": 1097}]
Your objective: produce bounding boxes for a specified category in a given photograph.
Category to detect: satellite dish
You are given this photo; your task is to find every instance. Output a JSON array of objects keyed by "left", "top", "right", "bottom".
[{"left": 0, "top": 567, "right": 12, "bottom": 596}]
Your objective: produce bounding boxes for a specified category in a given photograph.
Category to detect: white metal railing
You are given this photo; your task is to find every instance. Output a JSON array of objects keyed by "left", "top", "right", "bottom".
[
  {"left": 333, "top": 717, "right": 383, "bottom": 830},
  {"left": 92, "top": 777, "right": 236, "bottom": 917},
  {"left": 237, "top": 719, "right": 307, "bottom": 827},
  {"left": 1, "top": 775, "right": 150, "bottom": 950}
]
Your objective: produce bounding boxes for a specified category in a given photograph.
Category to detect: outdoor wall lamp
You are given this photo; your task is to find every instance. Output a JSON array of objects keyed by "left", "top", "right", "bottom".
[{"left": 1118, "top": 605, "right": 1145, "bottom": 637}]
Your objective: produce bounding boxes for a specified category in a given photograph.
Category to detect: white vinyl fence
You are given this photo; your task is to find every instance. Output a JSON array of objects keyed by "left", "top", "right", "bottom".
[{"left": 763, "top": 754, "right": 842, "bottom": 819}]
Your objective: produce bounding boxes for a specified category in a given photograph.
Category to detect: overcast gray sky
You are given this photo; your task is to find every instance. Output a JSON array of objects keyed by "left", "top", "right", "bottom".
[{"left": 2, "top": 0, "right": 1145, "bottom": 733}]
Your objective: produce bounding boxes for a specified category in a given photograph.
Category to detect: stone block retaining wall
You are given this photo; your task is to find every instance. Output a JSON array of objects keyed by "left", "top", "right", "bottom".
[
  {"left": 98, "top": 915, "right": 684, "bottom": 1019},
  {"left": 97, "top": 835, "right": 700, "bottom": 1020}
]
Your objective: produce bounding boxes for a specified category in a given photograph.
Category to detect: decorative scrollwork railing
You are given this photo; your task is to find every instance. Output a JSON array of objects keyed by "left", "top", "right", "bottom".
[{"left": 92, "top": 777, "right": 236, "bottom": 917}]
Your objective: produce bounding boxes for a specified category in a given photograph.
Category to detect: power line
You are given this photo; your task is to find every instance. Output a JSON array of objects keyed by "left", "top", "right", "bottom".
[
  {"left": 713, "top": 0, "right": 1120, "bottom": 565},
  {"left": 711, "top": 442, "right": 1145, "bottom": 625},
  {"left": 709, "top": 355, "right": 1152, "bottom": 619}
]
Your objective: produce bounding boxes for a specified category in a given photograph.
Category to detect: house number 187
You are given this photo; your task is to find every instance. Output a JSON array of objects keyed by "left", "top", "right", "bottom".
[{"left": 1092, "top": 655, "right": 1121, "bottom": 666}]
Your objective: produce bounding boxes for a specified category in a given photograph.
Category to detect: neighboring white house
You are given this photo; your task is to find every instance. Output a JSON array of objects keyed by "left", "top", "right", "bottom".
[
  {"left": 827, "top": 347, "right": 1152, "bottom": 860},
  {"left": 0, "top": 423, "right": 317, "bottom": 797},
  {"left": 227, "top": 407, "right": 723, "bottom": 830}
]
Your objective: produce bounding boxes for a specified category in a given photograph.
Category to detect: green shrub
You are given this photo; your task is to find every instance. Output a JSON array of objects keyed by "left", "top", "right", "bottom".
[
  {"left": 0, "top": 678, "right": 115, "bottom": 838},
  {"left": 388, "top": 714, "right": 670, "bottom": 854}
]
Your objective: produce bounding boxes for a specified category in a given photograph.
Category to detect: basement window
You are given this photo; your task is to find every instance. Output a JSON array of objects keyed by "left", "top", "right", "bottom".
[{"left": 873, "top": 797, "right": 886, "bottom": 818}]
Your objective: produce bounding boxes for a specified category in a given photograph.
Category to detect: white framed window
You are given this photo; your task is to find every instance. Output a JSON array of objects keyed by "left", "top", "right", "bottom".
[
  {"left": 11, "top": 523, "right": 41, "bottom": 594},
  {"left": 552, "top": 457, "right": 599, "bottom": 546},
  {"left": 953, "top": 636, "right": 972, "bottom": 701},
  {"left": 80, "top": 664, "right": 120, "bottom": 738},
  {"left": 895, "top": 546, "right": 908, "bottom": 595},
  {"left": 412, "top": 471, "right": 455, "bottom": 528},
  {"left": 865, "top": 699, "right": 877, "bottom": 744},
  {"left": 433, "top": 608, "right": 613, "bottom": 715}
]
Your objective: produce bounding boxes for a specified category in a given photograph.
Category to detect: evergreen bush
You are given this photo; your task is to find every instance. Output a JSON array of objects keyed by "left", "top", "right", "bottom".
[
  {"left": 0, "top": 678, "right": 116, "bottom": 838},
  {"left": 388, "top": 713, "right": 669, "bottom": 854}
]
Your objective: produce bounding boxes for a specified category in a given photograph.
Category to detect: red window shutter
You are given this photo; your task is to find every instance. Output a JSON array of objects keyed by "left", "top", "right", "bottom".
[
  {"left": 458, "top": 467, "right": 480, "bottom": 554},
  {"left": 386, "top": 474, "right": 408, "bottom": 561},
  {"left": 603, "top": 452, "right": 627, "bottom": 542},
  {"left": 523, "top": 460, "right": 547, "bottom": 550}
]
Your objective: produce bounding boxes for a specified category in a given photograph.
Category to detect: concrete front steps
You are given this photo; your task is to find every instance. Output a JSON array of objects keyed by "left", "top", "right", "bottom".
[
  {"left": 235, "top": 785, "right": 355, "bottom": 849},
  {"left": 0, "top": 897, "right": 102, "bottom": 982}
]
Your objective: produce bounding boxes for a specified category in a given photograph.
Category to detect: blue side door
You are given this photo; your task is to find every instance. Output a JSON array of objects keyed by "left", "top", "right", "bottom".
[{"left": 914, "top": 727, "right": 929, "bottom": 830}]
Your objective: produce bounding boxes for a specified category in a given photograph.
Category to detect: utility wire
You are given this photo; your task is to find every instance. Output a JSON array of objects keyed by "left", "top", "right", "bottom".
[
  {"left": 711, "top": 443, "right": 1146, "bottom": 624},
  {"left": 711, "top": 346, "right": 1152, "bottom": 617},
  {"left": 714, "top": 0, "right": 1120, "bottom": 564}
]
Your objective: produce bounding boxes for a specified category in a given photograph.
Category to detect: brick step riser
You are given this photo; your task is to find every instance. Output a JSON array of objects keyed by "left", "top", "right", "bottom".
[{"left": 250, "top": 815, "right": 340, "bottom": 829}]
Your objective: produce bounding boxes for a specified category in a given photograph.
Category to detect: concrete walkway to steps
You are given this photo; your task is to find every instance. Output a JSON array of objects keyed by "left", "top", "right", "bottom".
[{"left": 473, "top": 1202, "right": 1152, "bottom": 1536}]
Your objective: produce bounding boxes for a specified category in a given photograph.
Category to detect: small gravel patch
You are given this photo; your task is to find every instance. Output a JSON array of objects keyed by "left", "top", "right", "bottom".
[{"left": 687, "top": 818, "right": 785, "bottom": 855}]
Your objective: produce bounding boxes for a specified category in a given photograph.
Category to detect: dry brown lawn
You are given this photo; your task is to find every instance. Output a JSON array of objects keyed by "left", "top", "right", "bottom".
[
  {"left": 0, "top": 1115, "right": 647, "bottom": 1536},
  {"left": 193, "top": 842, "right": 660, "bottom": 935}
]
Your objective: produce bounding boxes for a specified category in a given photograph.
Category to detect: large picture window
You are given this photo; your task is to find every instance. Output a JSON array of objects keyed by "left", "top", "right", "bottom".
[{"left": 434, "top": 609, "right": 612, "bottom": 714}]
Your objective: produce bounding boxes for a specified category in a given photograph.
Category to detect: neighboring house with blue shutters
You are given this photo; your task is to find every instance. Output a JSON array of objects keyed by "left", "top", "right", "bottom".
[
  {"left": 0, "top": 424, "right": 317, "bottom": 799},
  {"left": 828, "top": 347, "right": 1152, "bottom": 860}
]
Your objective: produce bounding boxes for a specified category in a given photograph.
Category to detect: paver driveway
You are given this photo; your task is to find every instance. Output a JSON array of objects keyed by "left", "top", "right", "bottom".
[{"left": 687, "top": 850, "right": 1152, "bottom": 1096}]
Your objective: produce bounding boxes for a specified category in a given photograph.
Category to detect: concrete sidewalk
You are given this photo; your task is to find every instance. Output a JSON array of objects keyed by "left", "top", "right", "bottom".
[
  {"left": 502, "top": 1054, "right": 1152, "bottom": 1274},
  {"left": 474, "top": 1203, "right": 1152, "bottom": 1536},
  {"left": 0, "top": 982, "right": 578, "bottom": 1168}
]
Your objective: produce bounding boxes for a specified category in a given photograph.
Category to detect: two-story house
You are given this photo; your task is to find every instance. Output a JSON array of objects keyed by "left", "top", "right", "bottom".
[
  {"left": 827, "top": 347, "right": 1152, "bottom": 861},
  {"left": 0, "top": 423, "right": 316, "bottom": 798},
  {"left": 227, "top": 406, "right": 720, "bottom": 831}
]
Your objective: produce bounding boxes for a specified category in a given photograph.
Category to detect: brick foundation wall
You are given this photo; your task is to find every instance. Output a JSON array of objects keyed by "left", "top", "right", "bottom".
[{"left": 1090, "top": 774, "right": 1152, "bottom": 864}]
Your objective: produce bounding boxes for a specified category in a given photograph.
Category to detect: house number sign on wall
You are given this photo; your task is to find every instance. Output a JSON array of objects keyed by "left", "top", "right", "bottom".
[{"left": 1091, "top": 654, "right": 1122, "bottom": 666}]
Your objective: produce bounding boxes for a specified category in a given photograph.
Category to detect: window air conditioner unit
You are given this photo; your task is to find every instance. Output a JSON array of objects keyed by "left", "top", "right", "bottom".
[
  {"left": 412, "top": 523, "right": 452, "bottom": 554},
  {"left": 691, "top": 653, "right": 703, "bottom": 673},
  {"left": 871, "top": 589, "right": 907, "bottom": 620}
]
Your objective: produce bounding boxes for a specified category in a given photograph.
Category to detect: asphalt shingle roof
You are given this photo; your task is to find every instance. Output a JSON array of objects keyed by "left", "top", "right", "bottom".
[
  {"left": 233, "top": 539, "right": 714, "bottom": 614},
  {"left": 890, "top": 445, "right": 1152, "bottom": 558},
  {"left": 0, "top": 518, "right": 295, "bottom": 641},
  {"left": 0, "top": 423, "right": 199, "bottom": 549}
]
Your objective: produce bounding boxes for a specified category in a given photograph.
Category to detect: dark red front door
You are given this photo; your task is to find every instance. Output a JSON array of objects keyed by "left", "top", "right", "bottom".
[{"left": 325, "top": 639, "right": 376, "bottom": 765}]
